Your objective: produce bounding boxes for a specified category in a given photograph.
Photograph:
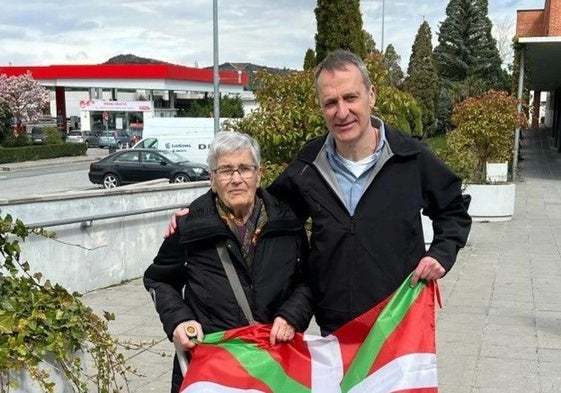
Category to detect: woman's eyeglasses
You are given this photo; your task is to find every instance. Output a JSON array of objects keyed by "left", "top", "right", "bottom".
[{"left": 212, "top": 164, "right": 258, "bottom": 181}]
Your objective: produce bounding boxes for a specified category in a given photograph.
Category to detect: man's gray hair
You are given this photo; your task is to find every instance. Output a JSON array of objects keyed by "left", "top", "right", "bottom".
[
  {"left": 314, "top": 49, "right": 372, "bottom": 91},
  {"left": 207, "top": 131, "right": 261, "bottom": 169}
]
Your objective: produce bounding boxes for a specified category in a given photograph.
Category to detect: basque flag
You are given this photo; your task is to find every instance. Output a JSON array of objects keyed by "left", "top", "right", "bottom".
[{"left": 180, "top": 275, "right": 439, "bottom": 393}]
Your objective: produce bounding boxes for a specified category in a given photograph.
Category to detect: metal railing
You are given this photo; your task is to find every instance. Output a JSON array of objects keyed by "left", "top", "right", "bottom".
[{"left": 27, "top": 202, "right": 190, "bottom": 229}]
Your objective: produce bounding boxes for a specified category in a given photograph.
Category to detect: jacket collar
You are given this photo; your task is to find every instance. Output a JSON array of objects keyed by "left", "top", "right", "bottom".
[{"left": 178, "top": 188, "right": 302, "bottom": 244}]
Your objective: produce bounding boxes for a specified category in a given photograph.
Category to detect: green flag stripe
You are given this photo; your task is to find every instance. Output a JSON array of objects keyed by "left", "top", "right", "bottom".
[
  {"left": 218, "top": 338, "right": 310, "bottom": 393},
  {"left": 340, "top": 274, "right": 426, "bottom": 392},
  {"left": 201, "top": 330, "right": 227, "bottom": 344},
  {"left": 200, "top": 332, "right": 309, "bottom": 392}
]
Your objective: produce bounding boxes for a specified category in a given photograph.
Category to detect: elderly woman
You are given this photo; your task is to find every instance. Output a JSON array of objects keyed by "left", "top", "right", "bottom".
[{"left": 143, "top": 131, "right": 312, "bottom": 393}]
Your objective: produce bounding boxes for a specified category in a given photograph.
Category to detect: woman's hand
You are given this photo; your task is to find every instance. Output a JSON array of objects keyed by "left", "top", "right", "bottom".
[
  {"left": 173, "top": 320, "right": 204, "bottom": 350},
  {"left": 269, "top": 316, "right": 295, "bottom": 346}
]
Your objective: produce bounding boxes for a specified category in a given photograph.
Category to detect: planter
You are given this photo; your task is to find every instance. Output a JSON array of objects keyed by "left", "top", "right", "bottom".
[
  {"left": 2, "top": 352, "right": 82, "bottom": 393},
  {"left": 464, "top": 183, "right": 516, "bottom": 221},
  {"left": 421, "top": 182, "right": 515, "bottom": 245}
]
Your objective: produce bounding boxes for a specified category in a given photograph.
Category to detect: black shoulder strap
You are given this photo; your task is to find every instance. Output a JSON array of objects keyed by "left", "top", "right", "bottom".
[{"left": 216, "top": 240, "right": 256, "bottom": 325}]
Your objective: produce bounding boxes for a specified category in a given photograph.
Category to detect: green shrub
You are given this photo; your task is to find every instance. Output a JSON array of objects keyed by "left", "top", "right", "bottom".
[
  {"left": 43, "top": 126, "right": 64, "bottom": 145},
  {"left": 446, "top": 90, "right": 526, "bottom": 183},
  {"left": 0, "top": 143, "right": 86, "bottom": 164},
  {"left": 0, "top": 214, "right": 133, "bottom": 392},
  {"left": 1, "top": 133, "right": 29, "bottom": 148}
]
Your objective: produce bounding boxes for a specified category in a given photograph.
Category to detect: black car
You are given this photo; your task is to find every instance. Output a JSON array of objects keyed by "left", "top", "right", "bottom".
[
  {"left": 88, "top": 149, "right": 210, "bottom": 189},
  {"left": 30, "top": 126, "right": 45, "bottom": 143}
]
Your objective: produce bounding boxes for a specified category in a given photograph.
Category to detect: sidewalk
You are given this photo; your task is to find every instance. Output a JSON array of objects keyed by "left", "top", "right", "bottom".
[
  {"left": 82, "top": 128, "right": 561, "bottom": 393},
  {"left": 0, "top": 149, "right": 105, "bottom": 172}
]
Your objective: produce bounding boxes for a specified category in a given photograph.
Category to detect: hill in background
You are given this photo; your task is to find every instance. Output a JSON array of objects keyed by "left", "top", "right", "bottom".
[{"left": 104, "top": 54, "right": 295, "bottom": 89}]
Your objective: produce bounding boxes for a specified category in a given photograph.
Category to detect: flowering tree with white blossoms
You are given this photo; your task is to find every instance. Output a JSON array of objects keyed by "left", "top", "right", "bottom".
[{"left": 0, "top": 71, "right": 49, "bottom": 129}]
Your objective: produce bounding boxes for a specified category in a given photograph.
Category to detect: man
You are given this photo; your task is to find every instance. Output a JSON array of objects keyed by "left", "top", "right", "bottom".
[{"left": 168, "top": 49, "right": 471, "bottom": 336}]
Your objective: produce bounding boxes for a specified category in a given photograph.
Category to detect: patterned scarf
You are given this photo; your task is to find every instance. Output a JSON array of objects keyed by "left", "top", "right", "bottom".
[{"left": 216, "top": 195, "right": 268, "bottom": 265}]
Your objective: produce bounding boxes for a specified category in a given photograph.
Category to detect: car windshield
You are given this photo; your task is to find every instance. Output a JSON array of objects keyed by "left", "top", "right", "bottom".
[
  {"left": 68, "top": 131, "right": 82, "bottom": 136},
  {"left": 159, "top": 151, "right": 189, "bottom": 163}
]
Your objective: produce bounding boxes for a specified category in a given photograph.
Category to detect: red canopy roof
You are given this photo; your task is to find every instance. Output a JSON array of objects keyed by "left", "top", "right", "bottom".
[{"left": 0, "top": 63, "right": 248, "bottom": 85}]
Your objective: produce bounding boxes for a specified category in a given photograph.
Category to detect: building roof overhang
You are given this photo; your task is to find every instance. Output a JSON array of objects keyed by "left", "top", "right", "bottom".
[
  {"left": 518, "top": 36, "right": 561, "bottom": 91},
  {"left": 0, "top": 63, "right": 248, "bottom": 94}
]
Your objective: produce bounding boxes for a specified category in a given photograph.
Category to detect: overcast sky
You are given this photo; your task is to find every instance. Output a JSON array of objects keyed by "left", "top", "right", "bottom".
[{"left": 1, "top": 0, "right": 542, "bottom": 71}]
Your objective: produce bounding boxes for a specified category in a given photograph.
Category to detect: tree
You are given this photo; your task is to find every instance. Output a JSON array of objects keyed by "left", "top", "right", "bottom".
[
  {"left": 314, "top": 0, "right": 366, "bottom": 64},
  {"left": 381, "top": 44, "right": 404, "bottom": 87},
  {"left": 363, "top": 30, "right": 379, "bottom": 56},
  {"left": 0, "top": 71, "right": 49, "bottom": 127},
  {"left": 0, "top": 101, "right": 13, "bottom": 145},
  {"left": 177, "top": 95, "right": 244, "bottom": 118},
  {"left": 434, "top": 0, "right": 502, "bottom": 86},
  {"left": 303, "top": 49, "right": 316, "bottom": 70},
  {"left": 433, "top": 0, "right": 504, "bottom": 133},
  {"left": 403, "top": 21, "right": 440, "bottom": 137},
  {"left": 493, "top": 16, "right": 514, "bottom": 66}
]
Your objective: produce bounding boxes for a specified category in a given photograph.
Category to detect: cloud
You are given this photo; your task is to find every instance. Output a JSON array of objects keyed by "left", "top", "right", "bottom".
[{"left": 0, "top": 0, "right": 543, "bottom": 71}]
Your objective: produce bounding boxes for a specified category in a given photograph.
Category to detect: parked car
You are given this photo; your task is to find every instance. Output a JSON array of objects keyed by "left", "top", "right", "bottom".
[
  {"left": 98, "top": 130, "right": 132, "bottom": 149},
  {"left": 66, "top": 130, "right": 100, "bottom": 147},
  {"left": 88, "top": 148, "right": 210, "bottom": 189},
  {"left": 30, "top": 126, "right": 45, "bottom": 143}
]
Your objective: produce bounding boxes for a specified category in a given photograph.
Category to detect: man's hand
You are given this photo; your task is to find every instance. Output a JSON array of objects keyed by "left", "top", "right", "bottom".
[
  {"left": 269, "top": 316, "right": 296, "bottom": 346},
  {"left": 410, "top": 256, "right": 445, "bottom": 287},
  {"left": 164, "top": 208, "right": 190, "bottom": 238},
  {"left": 173, "top": 320, "right": 204, "bottom": 350}
]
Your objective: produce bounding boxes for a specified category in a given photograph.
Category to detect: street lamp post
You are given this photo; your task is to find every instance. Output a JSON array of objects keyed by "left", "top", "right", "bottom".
[
  {"left": 381, "top": 0, "right": 385, "bottom": 51},
  {"left": 213, "top": 0, "right": 220, "bottom": 135}
]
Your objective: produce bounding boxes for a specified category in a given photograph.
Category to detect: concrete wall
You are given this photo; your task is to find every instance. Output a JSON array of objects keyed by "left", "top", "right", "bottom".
[{"left": 0, "top": 180, "right": 210, "bottom": 293}]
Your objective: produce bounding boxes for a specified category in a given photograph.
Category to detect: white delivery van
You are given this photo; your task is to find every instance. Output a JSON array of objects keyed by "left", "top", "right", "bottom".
[
  {"left": 133, "top": 117, "right": 233, "bottom": 164},
  {"left": 134, "top": 135, "right": 213, "bottom": 165}
]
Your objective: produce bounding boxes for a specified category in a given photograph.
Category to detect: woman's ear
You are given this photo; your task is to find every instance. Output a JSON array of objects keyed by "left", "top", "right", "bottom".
[
  {"left": 210, "top": 174, "right": 217, "bottom": 192},
  {"left": 257, "top": 166, "right": 263, "bottom": 183}
]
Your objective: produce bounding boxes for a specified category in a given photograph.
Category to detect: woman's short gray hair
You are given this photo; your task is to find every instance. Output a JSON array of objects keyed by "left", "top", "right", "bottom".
[{"left": 207, "top": 131, "right": 261, "bottom": 169}]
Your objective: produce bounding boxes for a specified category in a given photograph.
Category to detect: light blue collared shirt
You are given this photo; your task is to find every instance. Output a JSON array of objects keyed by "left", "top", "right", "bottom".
[{"left": 325, "top": 117, "right": 387, "bottom": 215}]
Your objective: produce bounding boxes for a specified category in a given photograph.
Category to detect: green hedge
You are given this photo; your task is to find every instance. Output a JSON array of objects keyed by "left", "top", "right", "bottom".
[{"left": 0, "top": 143, "right": 87, "bottom": 164}]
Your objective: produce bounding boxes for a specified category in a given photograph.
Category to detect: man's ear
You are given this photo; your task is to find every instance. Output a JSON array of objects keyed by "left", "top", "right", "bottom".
[{"left": 369, "top": 86, "right": 377, "bottom": 108}]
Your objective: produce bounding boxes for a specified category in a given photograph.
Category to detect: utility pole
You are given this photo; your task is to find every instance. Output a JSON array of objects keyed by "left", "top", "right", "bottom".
[
  {"left": 213, "top": 0, "right": 220, "bottom": 134},
  {"left": 381, "top": 0, "right": 385, "bottom": 51}
]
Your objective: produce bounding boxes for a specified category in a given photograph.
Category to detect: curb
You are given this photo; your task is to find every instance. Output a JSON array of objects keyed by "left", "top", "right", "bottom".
[{"left": 0, "top": 156, "right": 98, "bottom": 172}]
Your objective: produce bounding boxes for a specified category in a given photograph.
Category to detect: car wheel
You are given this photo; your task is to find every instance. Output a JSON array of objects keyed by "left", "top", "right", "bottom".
[
  {"left": 85, "top": 141, "right": 89, "bottom": 148},
  {"left": 171, "top": 173, "right": 191, "bottom": 183},
  {"left": 102, "top": 173, "right": 120, "bottom": 189},
  {"left": 116, "top": 141, "right": 122, "bottom": 149}
]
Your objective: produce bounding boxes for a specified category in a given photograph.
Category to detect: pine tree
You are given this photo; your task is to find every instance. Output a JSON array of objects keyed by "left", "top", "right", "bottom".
[
  {"left": 363, "top": 30, "right": 379, "bottom": 56},
  {"left": 303, "top": 48, "right": 316, "bottom": 70},
  {"left": 434, "top": 0, "right": 502, "bottom": 86},
  {"left": 314, "top": 0, "right": 366, "bottom": 64},
  {"left": 403, "top": 21, "right": 439, "bottom": 137},
  {"left": 433, "top": 0, "right": 504, "bottom": 133},
  {"left": 382, "top": 44, "right": 404, "bottom": 87}
]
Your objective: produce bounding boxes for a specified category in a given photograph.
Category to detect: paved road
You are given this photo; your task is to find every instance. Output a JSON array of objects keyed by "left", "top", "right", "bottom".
[{"left": 0, "top": 148, "right": 116, "bottom": 199}]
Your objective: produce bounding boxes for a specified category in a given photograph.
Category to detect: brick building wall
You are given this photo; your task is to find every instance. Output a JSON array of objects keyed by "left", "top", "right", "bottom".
[
  {"left": 517, "top": 9, "right": 544, "bottom": 36},
  {"left": 517, "top": 0, "right": 561, "bottom": 37},
  {"left": 545, "top": 0, "right": 561, "bottom": 35}
]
